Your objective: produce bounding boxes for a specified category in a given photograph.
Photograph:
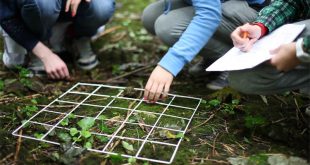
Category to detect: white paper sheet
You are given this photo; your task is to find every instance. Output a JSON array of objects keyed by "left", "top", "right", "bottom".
[{"left": 206, "top": 24, "right": 306, "bottom": 71}]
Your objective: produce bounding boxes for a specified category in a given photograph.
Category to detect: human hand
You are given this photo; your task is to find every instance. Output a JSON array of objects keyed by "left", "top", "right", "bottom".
[
  {"left": 32, "top": 42, "right": 70, "bottom": 80},
  {"left": 66, "top": 0, "right": 91, "bottom": 17},
  {"left": 144, "top": 65, "right": 174, "bottom": 102},
  {"left": 269, "top": 43, "right": 300, "bottom": 72},
  {"left": 231, "top": 23, "right": 262, "bottom": 52}
]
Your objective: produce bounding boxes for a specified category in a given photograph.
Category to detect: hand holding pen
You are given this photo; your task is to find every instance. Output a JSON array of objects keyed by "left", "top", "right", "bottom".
[{"left": 231, "top": 23, "right": 262, "bottom": 52}]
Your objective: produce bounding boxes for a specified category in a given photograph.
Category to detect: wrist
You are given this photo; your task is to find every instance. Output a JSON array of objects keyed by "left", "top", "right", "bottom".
[
  {"left": 251, "top": 22, "right": 268, "bottom": 38},
  {"left": 32, "top": 42, "right": 53, "bottom": 60}
]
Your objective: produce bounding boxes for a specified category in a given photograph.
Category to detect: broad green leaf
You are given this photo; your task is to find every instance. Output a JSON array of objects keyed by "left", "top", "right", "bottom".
[
  {"left": 34, "top": 133, "right": 44, "bottom": 139},
  {"left": 128, "top": 157, "right": 136, "bottom": 164},
  {"left": 57, "top": 132, "right": 71, "bottom": 142},
  {"left": 81, "top": 130, "right": 91, "bottom": 138},
  {"left": 99, "top": 123, "right": 111, "bottom": 133},
  {"left": 60, "top": 118, "right": 69, "bottom": 126},
  {"left": 73, "top": 137, "right": 82, "bottom": 142},
  {"left": 78, "top": 117, "right": 95, "bottom": 130},
  {"left": 84, "top": 141, "right": 92, "bottom": 149},
  {"left": 121, "top": 141, "right": 134, "bottom": 151},
  {"left": 208, "top": 99, "right": 221, "bottom": 107},
  {"left": 98, "top": 115, "right": 107, "bottom": 120},
  {"left": 96, "top": 135, "right": 109, "bottom": 143},
  {"left": 70, "top": 128, "right": 79, "bottom": 136},
  {"left": 176, "top": 133, "right": 184, "bottom": 138},
  {"left": 109, "top": 154, "right": 123, "bottom": 164}
]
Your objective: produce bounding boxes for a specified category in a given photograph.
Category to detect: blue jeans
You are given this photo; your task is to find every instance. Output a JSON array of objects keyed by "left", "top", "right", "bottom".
[{"left": 20, "top": 0, "right": 115, "bottom": 40}]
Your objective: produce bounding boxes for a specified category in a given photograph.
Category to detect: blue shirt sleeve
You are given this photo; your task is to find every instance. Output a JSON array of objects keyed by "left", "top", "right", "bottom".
[{"left": 158, "top": 0, "right": 222, "bottom": 76}]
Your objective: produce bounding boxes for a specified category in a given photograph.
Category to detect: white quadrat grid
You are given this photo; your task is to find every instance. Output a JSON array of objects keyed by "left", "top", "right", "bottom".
[{"left": 12, "top": 83, "right": 201, "bottom": 164}]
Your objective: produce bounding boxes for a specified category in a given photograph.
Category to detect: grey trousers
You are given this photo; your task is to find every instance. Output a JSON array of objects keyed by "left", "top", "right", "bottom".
[
  {"left": 142, "top": 0, "right": 259, "bottom": 60},
  {"left": 229, "top": 20, "right": 310, "bottom": 95}
]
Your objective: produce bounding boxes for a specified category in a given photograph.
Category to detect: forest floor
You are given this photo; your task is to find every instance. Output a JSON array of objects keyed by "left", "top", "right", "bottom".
[{"left": 0, "top": 0, "right": 309, "bottom": 164}]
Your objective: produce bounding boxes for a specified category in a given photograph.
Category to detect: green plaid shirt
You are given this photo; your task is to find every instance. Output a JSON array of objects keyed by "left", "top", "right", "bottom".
[{"left": 256, "top": 0, "right": 310, "bottom": 53}]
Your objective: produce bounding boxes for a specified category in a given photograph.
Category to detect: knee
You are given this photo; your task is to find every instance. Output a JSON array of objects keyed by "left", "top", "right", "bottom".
[
  {"left": 154, "top": 15, "right": 182, "bottom": 46},
  {"left": 228, "top": 71, "right": 258, "bottom": 94},
  {"left": 88, "top": 0, "right": 115, "bottom": 25},
  {"left": 141, "top": 2, "right": 162, "bottom": 35}
]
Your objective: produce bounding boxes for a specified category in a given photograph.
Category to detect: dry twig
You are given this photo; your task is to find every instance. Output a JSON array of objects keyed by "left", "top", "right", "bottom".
[
  {"left": 13, "top": 130, "right": 23, "bottom": 165},
  {"left": 187, "top": 114, "right": 215, "bottom": 133}
]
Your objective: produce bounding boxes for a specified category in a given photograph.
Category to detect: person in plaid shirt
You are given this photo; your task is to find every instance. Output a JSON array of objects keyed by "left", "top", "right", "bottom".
[{"left": 229, "top": 0, "right": 310, "bottom": 95}]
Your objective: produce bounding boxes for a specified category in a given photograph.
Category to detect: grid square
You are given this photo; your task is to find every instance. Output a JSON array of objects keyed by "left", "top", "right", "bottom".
[
  {"left": 84, "top": 95, "right": 113, "bottom": 106},
  {"left": 148, "top": 128, "right": 183, "bottom": 145},
  {"left": 136, "top": 102, "right": 167, "bottom": 114},
  {"left": 71, "top": 84, "right": 98, "bottom": 93},
  {"left": 128, "top": 111, "right": 159, "bottom": 126},
  {"left": 116, "top": 123, "right": 151, "bottom": 139},
  {"left": 171, "top": 96, "right": 200, "bottom": 109},
  {"left": 138, "top": 142, "right": 176, "bottom": 162},
  {"left": 95, "top": 86, "right": 121, "bottom": 96},
  {"left": 46, "top": 101, "right": 77, "bottom": 113},
  {"left": 109, "top": 98, "right": 138, "bottom": 109},
  {"left": 106, "top": 138, "right": 142, "bottom": 156},
  {"left": 31, "top": 111, "right": 65, "bottom": 125},
  {"left": 12, "top": 83, "right": 201, "bottom": 165},
  {"left": 20, "top": 122, "right": 51, "bottom": 139},
  {"left": 58, "top": 93, "right": 88, "bottom": 103},
  {"left": 45, "top": 127, "right": 72, "bottom": 143},
  {"left": 92, "top": 118, "right": 120, "bottom": 135},
  {"left": 164, "top": 106, "right": 194, "bottom": 119},
  {"left": 156, "top": 115, "right": 188, "bottom": 131},
  {"left": 72, "top": 105, "right": 103, "bottom": 117}
]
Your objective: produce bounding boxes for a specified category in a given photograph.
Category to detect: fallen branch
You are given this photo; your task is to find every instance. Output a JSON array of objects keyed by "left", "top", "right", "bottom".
[
  {"left": 192, "top": 157, "right": 229, "bottom": 164},
  {"left": 0, "top": 94, "right": 41, "bottom": 105},
  {"left": 0, "top": 153, "right": 14, "bottom": 164},
  {"left": 13, "top": 130, "right": 23, "bottom": 165},
  {"left": 187, "top": 114, "right": 215, "bottom": 133},
  {"left": 91, "top": 26, "right": 122, "bottom": 42}
]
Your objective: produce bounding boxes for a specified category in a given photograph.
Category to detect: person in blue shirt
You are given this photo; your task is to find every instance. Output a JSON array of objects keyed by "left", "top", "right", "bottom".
[
  {"left": 0, "top": 0, "right": 115, "bottom": 79},
  {"left": 142, "top": 0, "right": 270, "bottom": 102}
]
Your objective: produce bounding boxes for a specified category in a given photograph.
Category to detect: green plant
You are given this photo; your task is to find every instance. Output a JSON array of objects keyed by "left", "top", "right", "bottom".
[
  {"left": 206, "top": 99, "right": 241, "bottom": 115},
  {"left": 244, "top": 115, "right": 267, "bottom": 129},
  {"left": 15, "top": 66, "right": 32, "bottom": 87},
  {"left": 21, "top": 99, "right": 38, "bottom": 117}
]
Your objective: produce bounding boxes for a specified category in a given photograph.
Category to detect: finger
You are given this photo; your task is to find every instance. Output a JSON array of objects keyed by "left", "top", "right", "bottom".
[
  {"left": 154, "top": 83, "right": 164, "bottom": 102},
  {"left": 66, "top": 0, "right": 71, "bottom": 12},
  {"left": 243, "top": 38, "right": 258, "bottom": 52},
  {"left": 62, "top": 66, "right": 70, "bottom": 79},
  {"left": 57, "top": 69, "right": 65, "bottom": 79},
  {"left": 148, "top": 83, "right": 158, "bottom": 102},
  {"left": 52, "top": 70, "right": 61, "bottom": 79},
  {"left": 144, "top": 80, "right": 153, "bottom": 101},
  {"left": 161, "top": 82, "right": 171, "bottom": 101},
  {"left": 71, "top": 2, "right": 78, "bottom": 17},
  {"left": 47, "top": 71, "right": 55, "bottom": 80}
]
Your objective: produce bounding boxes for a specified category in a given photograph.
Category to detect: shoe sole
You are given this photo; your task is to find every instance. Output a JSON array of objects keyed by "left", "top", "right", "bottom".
[{"left": 78, "top": 59, "right": 99, "bottom": 70}]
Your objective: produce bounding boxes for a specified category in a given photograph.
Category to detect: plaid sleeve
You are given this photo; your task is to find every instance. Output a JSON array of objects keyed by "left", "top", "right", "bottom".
[
  {"left": 255, "top": 0, "right": 300, "bottom": 32},
  {"left": 303, "top": 36, "right": 310, "bottom": 54}
]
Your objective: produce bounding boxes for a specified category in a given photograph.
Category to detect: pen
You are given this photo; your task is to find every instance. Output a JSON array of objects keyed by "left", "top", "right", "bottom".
[{"left": 242, "top": 31, "right": 249, "bottom": 39}]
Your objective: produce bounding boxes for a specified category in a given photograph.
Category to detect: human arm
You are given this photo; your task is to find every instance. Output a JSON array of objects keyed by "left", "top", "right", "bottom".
[
  {"left": 144, "top": 0, "right": 222, "bottom": 101},
  {"left": 231, "top": 0, "right": 304, "bottom": 51},
  {"left": 32, "top": 42, "right": 70, "bottom": 79}
]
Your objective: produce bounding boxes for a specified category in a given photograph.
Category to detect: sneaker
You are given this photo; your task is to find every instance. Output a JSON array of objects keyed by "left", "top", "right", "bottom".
[
  {"left": 26, "top": 54, "right": 47, "bottom": 78},
  {"left": 189, "top": 58, "right": 215, "bottom": 77},
  {"left": 206, "top": 72, "right": 229, "bottom": 90},
  {"left": 72, "top": 37, "right": 99, "bottom": 70}
]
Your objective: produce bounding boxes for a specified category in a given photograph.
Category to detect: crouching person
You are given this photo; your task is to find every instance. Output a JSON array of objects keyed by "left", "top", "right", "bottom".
[
  {"left": 0, "top": 0, "right": 115, "bottom": 79},
  {"left": 229, "top": 0, "right": 310, "bottom": 96}
]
